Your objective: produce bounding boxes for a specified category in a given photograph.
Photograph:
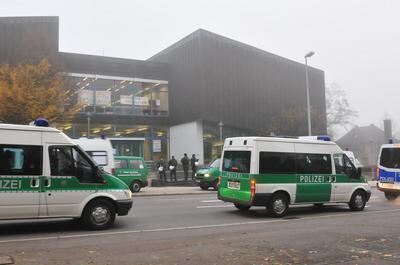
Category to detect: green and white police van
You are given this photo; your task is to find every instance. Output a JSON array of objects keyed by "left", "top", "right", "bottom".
[
  {"left": 218, "top": 137, "right": 371, "bottom": 217},
  {"left": 114, "top": 156, "right": 148, "bottom": 193},
  {"left": 0, "top": 121, "right": 133, "bottom": 230}
]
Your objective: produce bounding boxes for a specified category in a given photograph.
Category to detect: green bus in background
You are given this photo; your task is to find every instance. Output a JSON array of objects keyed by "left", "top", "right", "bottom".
[
  {"left": 194, "top": 158, "right": 220, "bottom": 190},
  {"left": 114, "top": 156, "right": 148, "bottom": 193}
]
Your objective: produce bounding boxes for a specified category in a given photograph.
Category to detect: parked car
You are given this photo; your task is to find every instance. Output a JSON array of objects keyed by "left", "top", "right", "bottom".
[
  {"left": 114, "top": 156, "right": 148, "bottom": 192},
  {"left": 194, "top": 158, "right": 220, "bottom": 190}
]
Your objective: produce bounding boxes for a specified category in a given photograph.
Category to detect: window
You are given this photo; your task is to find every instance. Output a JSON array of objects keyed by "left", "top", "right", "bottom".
[
  {"left": 222, "top": 151, "right": 251, "bottom": 173},
  {"left": 115, "top": 159, "right": 128, "bottom": 169},
  {"left": 259, "top": 152, "right": 295, "bottom": 174},
  {"left": 380, "top": 148, "right": 400, "bottom": 169},
  {"left": 209, "top": 158, "right": 221, "bottom": 169},
  {"left": 86, "top": 151, "right": 107, "bottom": 166},
  {"left": 49, "top": 146, "right": 98, "bottom": 183},
  {"left": 129, "top": 159, "right": 144, "bottom": 169},
  {"left": 334, "top": 153, "right": 356, "bottom": 176},
  {"left": 296, "top": 153, "right": 332, "bottom": 174},
  {"left": 0, "top": 145, "right": 42, "bottom": 175}
]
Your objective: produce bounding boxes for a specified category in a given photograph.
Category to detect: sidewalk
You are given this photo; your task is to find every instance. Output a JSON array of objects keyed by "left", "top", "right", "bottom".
[{"left": 134, "top": 186, "right": 216, "bottom": 197}]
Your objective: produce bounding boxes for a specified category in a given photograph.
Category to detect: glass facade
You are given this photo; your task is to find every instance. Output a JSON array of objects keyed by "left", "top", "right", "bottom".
[{"left": 58, "top": 73, "right": 169, "bottom": 161}]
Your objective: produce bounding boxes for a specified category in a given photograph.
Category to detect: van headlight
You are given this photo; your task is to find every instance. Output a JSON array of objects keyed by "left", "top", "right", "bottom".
[
  {"left": 204, "top": 173, "right": 210, "bottom": 178},
  {"left": 124, "top": 190, "right": 132, "bottom": 199}
]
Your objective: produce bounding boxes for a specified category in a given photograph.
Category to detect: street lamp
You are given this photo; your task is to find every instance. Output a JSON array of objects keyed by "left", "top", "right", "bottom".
[{"left": 304, "top": 51, "right": 315, "bottom": 136}]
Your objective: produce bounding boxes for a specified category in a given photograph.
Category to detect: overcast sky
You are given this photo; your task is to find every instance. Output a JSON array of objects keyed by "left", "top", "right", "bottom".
[{"left": 2, "top": 0, "right": 399, "bottom": 134}]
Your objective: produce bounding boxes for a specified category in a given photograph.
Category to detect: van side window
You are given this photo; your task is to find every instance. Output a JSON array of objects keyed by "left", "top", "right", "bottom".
[
  {"left": 130, "top": 160, "right": 144, "bottom": 169},
  {"left": 49, "top": 146, "right": 97, "bottom": 183},
  {"left": 296, "top": 153, "right": 332, "bottom": 174},
  {"left": 0, "top": 145, "right": 42, "bottom": 175},
  {"left": 334, "top": 153, "right": 356, "bottom": 177},
  {"left": 86, "top": 151, "right": 107, "bottom": 166},
  {"left": 115, "top": 159, "right": 128, "bottom": 169},
  {"left": 259, "top": 152, "right": 295, "bottom": 174}
]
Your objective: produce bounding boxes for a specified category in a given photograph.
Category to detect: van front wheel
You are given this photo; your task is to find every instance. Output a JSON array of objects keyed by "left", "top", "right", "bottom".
[
  {"left": 349, "top": 190, "right": 366, "bottom": 211},
  {"left": 83, "top": 199, "right": 116, "bottom": 230},
  {"left": 268, "top": 193, "right": 289, "bottom": 218},
  {"left": 131, "top": 181, "right": 142, "bottom": 193}
]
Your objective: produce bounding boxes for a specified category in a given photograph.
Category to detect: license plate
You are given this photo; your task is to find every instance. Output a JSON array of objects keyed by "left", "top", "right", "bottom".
[
  {"left": 195, "top": 179, "right": 200, "bottom": 183},
  {"left": 227, "top": 181, "right": 240, "bottom": 190}
]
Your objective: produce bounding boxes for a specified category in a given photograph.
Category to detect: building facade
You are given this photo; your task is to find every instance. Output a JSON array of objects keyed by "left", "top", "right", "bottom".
[{"left": 0, "top": 16, "right": 327, "bottom": 164}]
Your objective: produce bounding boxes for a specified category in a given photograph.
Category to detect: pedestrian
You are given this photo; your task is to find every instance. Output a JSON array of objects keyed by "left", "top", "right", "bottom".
[
  {"left": 181, "top": 153, "right": 189, "bottom": 181},
  {"left": 157, "top": 158, "right": 167, "bottom": 183},
  {"left": 168, "top": 155, "right": 178, "bottom": 182},
  {"left": 190, "top": 154, "right": 198, "bottom": 180}
]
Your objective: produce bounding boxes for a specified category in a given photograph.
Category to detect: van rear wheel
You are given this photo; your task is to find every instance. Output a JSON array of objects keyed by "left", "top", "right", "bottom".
[
  {"left": 268, "top": 193, "right": 289, "bottom": 218},
  {"left": 83, "top": 199, "right": 116, "bottom": 230},
  {"left": 234, "top": 203, "right": 251, "bottom": 211},
  {"left": 349, "top": 190, "right": 366, "bottom": 211},
  {"left": 131, "top": 181, "right": 142, "bottom": 193},
  {"left": 384, "top": 192, "right": 399, "bottom": 201}
]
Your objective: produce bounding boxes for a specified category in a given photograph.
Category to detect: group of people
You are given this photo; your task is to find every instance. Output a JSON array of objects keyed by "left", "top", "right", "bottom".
[{"left": 157, "top": 153, "right": 199, "bottom": 182}]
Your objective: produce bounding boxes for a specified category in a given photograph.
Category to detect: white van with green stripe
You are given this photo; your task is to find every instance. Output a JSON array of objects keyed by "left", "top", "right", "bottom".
[
  {"left": 0, "top": 121, "right": 133, "bottom": 230},
  {"left": 218, "top": 137, "right": 371, "bottom": 217}
]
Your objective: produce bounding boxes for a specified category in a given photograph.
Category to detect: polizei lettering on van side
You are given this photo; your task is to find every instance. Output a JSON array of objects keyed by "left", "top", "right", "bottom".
[{"left": 0, "top": 179, "right": 22, "bottom": 189}]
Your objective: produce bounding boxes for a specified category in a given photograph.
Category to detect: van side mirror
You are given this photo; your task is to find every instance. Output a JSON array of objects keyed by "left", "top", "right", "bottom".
[{"left": 357, "top": 167, "right": 362, "bottom": 178}]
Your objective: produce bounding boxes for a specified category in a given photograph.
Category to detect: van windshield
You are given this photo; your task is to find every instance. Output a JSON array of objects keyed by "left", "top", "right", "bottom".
[
  {"left": 380, "top": 148, "right": 400, "bottom": 169},
  {"left": 222, "top": 151, "right": 251, "bottom": 173}
]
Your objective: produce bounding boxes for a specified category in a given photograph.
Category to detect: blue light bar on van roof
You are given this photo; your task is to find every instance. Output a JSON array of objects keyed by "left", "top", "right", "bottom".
[
  {"left": 317, "top": 135, "right": 331, "bottom": 141},
  {"left": 34, "top": 118, "right": 50, "bottom": 127}
]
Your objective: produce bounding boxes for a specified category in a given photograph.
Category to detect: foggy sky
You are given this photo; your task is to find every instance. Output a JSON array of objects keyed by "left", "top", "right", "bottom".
[{"left": 2, "top": 0, "right": 399, "bottom": 135}]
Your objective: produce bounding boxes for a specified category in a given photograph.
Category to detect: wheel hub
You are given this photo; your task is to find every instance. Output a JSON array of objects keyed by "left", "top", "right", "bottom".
[
  {"left": 91, "top": 206, "right": 110, "bottom": 224},
  {"left": 273, "top": 199, "right": 286, "bottom": 214}
]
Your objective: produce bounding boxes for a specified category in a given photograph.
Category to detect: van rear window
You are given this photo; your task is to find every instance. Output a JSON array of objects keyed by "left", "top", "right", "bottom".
[
  {"left": 380, "top": 148, "right": 400, "bottom": 169},
  {"left": 115, "top": 160, "right": 128, "bottom": 169},
  {"left": 222, "top": 151, "right": 251, "bottom": 173},
  {"left": 86, "top": 151, "right": 108, "bottom": 166}
]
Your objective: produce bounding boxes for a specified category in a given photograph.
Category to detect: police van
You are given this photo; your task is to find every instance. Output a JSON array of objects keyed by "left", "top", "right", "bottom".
[
  {"left": 376, "top": 144, "right": 400, "bottom": 200},
  {"left": 0, "top": 120, "right": 133, "bottom": 230},
  {"left": 218, "top": 137, "right": 371, "bottom": 217}
]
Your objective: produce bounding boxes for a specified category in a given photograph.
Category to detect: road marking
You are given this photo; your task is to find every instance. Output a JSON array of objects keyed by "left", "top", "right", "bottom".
[
  {"left": 1, "top": 208, "right": 400, "bottom": 244},
  {"left": 200, "top": 200, "right": 221, "bottom": 203},
  {"left": 154, "top": 197, "right": 216, "bottom": 201},
  {"left": 196, "top": 205, "right": 233, "bottom": 209}
]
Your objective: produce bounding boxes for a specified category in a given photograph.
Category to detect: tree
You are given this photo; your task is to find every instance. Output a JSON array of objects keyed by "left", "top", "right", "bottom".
[
  {"left": 0, "top": 59, "right": 77, "bottom": 124},
  {"left": 325, "top": 83, "right": 358, "bottom": 136}
]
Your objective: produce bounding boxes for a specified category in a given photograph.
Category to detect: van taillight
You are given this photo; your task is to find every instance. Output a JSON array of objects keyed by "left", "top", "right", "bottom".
[
  {"left": 111, "top": 168, "right": 116, "bottom": 175},
  {"left": 250, "top": 179, "right": 256, "bottom": 197}
]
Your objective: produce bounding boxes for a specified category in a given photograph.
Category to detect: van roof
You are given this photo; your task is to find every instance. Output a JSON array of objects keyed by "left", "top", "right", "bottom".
[
  {"left": 0, "top": 123, "right": 60, "bottom": 133},
  {"left": 224, "top": 136, "right": 336, "bottom": 146},
  {"left": 380, "top": 144, "right": 400, "bottom": 148}
]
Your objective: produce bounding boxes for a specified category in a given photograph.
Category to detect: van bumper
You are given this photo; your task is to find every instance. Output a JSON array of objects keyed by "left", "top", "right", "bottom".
[{"left": 116, "top": 199, "right": 133, "bottom": 216}]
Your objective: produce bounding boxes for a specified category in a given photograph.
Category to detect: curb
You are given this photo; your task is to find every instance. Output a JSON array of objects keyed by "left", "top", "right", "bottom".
[{"left": 133, "top": 191, "right": 216, "bottom": 197}]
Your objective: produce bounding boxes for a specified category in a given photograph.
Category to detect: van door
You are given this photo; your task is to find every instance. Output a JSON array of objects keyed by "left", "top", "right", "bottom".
[
  {"left": 0, "top": 145, "right": 43, "bottom": 219},
  {"left": 332, "top": 153, "right": 360, "bottom": 202},
  {"left": 44, "top": 145, "right": 99, "bottom": 217},
  {"left": 295, "top": 153, "right": 333, "bottom": 203}
]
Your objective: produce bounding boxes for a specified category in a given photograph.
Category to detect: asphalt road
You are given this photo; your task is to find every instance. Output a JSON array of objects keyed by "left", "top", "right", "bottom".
[{"left": 1, "top": 188, "right": 400, "bottom": 265}]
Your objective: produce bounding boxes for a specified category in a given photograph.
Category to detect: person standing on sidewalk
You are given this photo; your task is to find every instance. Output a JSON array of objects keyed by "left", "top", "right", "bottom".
[
  {"left": 181, "top": 153, "right": 189, "bottom": 181},
  {"left": 168, "top": 155, "right": 178, "bottom": 182},
  {"left": 190, "top": 154, "right": 198, "bottom": 180},
  {"left": 157, "top": 158, "right": 167, "bottom": 183}
]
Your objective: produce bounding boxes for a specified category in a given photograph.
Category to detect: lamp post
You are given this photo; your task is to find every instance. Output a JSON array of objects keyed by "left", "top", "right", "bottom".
[
  {"left": 218, "top": 121, "right": 224, "bottom": 142},
  {"left": 304, "top": 51, "right": 315, "bottom": 136}
]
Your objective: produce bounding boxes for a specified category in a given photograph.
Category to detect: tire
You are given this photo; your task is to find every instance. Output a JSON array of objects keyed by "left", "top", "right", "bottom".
[
  {"left": 349, "top": 190, "right": 366, "bottom": 211},
  {"left": 200, "top": 185, "right": 208, "bottom": 190},
  {"left": 82, "top": 199, "right": 116, "bottom": 230},
  {"left": 131, "top": 181, "right": 142, "bottom": 193},
  {"left": 384, "top": 192, "right": 399, "bottom": 201},
  {"left": 268, "top": 193, "right": 289, "bottom": 218},
  {"left": 234, "top": 203, "right": 251, "bottom": 211}
]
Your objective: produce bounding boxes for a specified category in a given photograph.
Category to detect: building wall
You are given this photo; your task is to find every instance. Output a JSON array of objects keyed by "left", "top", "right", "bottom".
[
  {"left": 150, "top": 29, "right": 327, "bottom": 136},
  {"left": 170, "top": 121, "right": 204, "bottom": 164},
  {"left": 0, "top": 17, "right": 59, "bottom": 64}
]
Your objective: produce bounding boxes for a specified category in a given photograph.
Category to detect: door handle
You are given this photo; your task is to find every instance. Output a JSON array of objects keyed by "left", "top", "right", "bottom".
[
  {"left": 30, "top": 177, "right": 40, "bottom": 188},
  {"left": 44, "top": 177, "right": 51, "bottom": 188}
]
